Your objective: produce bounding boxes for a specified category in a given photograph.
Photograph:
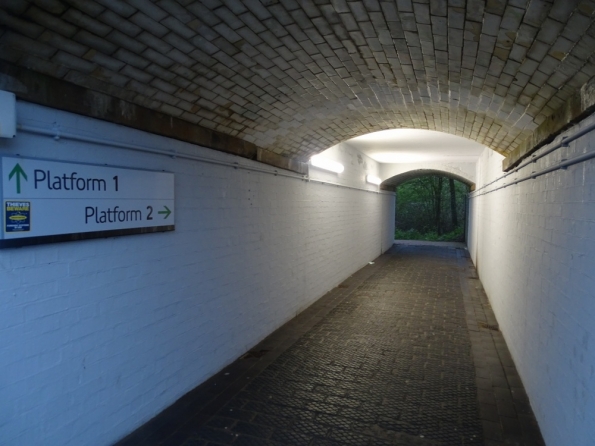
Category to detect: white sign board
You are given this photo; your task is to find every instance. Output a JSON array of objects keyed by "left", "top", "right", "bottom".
[{"left": 1, "top": 157, "right": 174, "bottom": 246}]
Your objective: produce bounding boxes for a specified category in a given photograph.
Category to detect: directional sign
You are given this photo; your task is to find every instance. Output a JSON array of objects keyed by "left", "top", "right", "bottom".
[
  {"left": 158, "top": 206, "right": 171, "bottom": 218},
  {"left": 1, "top": 157, "right": 174, "bottom": 246}
]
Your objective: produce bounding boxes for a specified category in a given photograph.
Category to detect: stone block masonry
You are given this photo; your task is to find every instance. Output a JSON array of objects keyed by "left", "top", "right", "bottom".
[{"left": 0, "top": 102, "right": 394, "bottom": 446}]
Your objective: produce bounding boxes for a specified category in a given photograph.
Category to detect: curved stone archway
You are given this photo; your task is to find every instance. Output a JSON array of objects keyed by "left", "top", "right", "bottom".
[
  {"left": 380, "top": 164, "right": 476, "bottom": 191},
  {"left": 381, "top": 168, "right": 475, "bottom": 192}
]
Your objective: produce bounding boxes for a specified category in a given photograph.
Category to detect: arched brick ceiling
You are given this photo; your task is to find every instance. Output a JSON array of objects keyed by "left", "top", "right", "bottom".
[{"left": 1, "top": 0, "right": 595, "bottom": 162}]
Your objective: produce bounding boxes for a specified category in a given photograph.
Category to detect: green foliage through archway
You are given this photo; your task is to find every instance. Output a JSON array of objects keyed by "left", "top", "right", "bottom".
[{"left": 395, "top": 176, "right": 469, "bottom": 242}]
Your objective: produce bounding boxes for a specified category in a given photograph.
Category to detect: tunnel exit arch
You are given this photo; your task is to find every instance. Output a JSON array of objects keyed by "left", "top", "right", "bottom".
[
  {"left": 382, "top": 169, "right": 474, "bottom": 244},
  {"left": 380, "top": 169, "right": 475, "bottom": 191}
]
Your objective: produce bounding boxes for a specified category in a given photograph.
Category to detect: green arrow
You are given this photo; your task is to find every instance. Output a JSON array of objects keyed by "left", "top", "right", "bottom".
[
  {"left": 158, "top": 205, "right": 171, "bottom": 219},
  {"left": 8, "top": 163, "right": 27, "bottom": 194}
]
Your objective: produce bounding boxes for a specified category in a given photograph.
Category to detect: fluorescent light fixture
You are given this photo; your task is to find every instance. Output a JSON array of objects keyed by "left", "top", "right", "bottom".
[
  {"left": 366, "top": 174, "right": 381, "bottom": 185},
  {"left": 310, "top": 155, "right": 344, "bottom": 173},
  {"left": 0, "top": 90, "right": 16, "bottom": 138}
]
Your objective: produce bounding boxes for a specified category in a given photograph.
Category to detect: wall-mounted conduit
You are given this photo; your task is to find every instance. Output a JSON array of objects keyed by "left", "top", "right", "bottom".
[
  {"left": 17, "top": 125, "right": 393, "bottom": 197},
  {"left": 469, "top": 119, "right": 595, "bottom": 198}
]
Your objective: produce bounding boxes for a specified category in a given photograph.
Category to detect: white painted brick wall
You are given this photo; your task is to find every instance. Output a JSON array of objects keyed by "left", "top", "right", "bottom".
[
  {"left": 468, "top": 113, "right": 595, "bottom": 446},
  {"left": 314, "top": 145, "right": 478, "bottom": 189},
  {"left": 309, "top": 142, "right": 382, "bottom": 190},
  {"left": 0, "top": 102, "right": 395, "bottom": 446}
]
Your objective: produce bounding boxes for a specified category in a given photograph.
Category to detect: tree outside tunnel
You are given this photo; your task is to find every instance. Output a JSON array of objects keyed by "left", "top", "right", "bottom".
[{"left": 394, "top": 175, "right": 469, "bottom": 242}]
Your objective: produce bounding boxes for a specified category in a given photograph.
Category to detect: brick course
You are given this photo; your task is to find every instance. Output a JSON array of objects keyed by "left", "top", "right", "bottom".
[
  {"left": 0, "top": 102, "right": 394, "bottom": 446},
  {"left": 468, "top": 112, "right": 595, "bottom": 446},
  {"left": 1, "top": 1, "right": 594, "bottom": 160}
]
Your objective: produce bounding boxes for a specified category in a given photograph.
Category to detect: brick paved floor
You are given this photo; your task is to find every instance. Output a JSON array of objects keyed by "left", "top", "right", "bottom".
[{"left": 117, "top": 244, "right": 544, "bottom": 446}]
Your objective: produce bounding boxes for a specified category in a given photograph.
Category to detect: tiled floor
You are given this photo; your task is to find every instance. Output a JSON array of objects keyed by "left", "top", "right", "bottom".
[{"left": 116, "top": 244, "right": 544, "bottom": 446}]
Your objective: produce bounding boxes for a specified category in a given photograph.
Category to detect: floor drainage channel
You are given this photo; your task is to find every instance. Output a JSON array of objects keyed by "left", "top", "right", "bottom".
[
  {"left": 478, "top": 321, "right": 500, "bottom": 331},
  {"left": 241, "top": 349, "right": 269, "bottom": 359}
]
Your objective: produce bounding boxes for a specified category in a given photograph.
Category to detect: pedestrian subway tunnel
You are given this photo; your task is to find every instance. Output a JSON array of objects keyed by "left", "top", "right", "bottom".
[
  {"left": 118, "top": 243, "right": 538, "bottom": 445},
  {"left": 383, "top": 170, "right": 473, "bottom": 242},
  {"left": 2, "top": 1, "right": 595, "bottom": 445}
]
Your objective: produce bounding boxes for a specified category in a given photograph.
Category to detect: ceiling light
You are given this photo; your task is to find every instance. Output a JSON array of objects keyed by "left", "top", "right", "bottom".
[
  {"left": 310, "top": 155, "right": 344, "bottom": 173},
  {"left": 366, "top": 174, "right": 381, "bottom": 185},
  {"left": 0, "top": 91, "right": 16, "bottom": 138}
]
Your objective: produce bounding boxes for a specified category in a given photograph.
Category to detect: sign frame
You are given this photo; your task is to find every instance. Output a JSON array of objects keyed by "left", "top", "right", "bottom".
[{"left": 0, "top": 156, "right": 175, "bottom": 248}]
